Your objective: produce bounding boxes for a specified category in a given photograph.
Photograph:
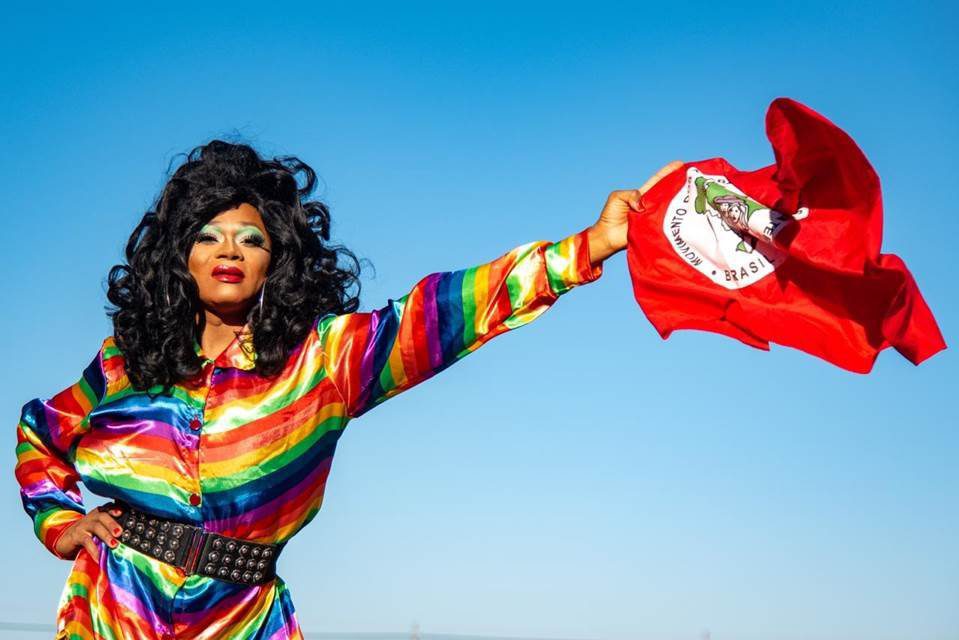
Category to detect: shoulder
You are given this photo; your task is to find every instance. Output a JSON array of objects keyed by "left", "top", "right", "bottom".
[
  {"left": 313, "top": 311, "right": 339, "bottom": 334},
  {"left": 311, "top": 309, "right": 375, "bottom": 351},
  {"left": 96, "top": 336, "right": 131, "bottom": 397}
]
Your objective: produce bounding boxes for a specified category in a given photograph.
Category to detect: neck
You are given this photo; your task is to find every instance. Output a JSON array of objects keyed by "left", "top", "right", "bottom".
[{"left": 198, "top": 307, "right": 250, "bottom": 360}]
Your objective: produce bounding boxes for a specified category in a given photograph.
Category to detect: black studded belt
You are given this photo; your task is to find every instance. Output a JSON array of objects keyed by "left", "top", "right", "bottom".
[{"left": 103, "top": 500, "right": 282, "bottom": 586}]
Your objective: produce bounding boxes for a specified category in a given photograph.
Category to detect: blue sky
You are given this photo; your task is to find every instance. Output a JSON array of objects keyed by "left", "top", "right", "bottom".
[{"left": 1, "top": 3, "right": 956, "bottom": 639}]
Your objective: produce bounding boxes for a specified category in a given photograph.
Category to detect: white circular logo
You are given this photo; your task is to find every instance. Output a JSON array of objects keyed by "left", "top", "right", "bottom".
[{"left": 661, "top": 167, "right": 804, "bottom": 290}]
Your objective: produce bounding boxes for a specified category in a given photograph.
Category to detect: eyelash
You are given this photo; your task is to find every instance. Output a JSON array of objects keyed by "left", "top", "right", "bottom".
[
  {"left": 239, "top": 234, "right": 265, "bottom": 247},
  {"left": 194, "top": 232, "right": 266, "bottom": 247},
  {"left": 196, "top": 232, "right": 219, "bottom": 243}
]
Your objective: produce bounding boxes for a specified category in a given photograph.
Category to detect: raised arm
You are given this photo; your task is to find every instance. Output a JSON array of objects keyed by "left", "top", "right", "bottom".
[
  {"left": 316, "top": 165, "right": 681, "bottom": 419},
  {"left": 15, "top": 342, "right": 108, "bottom": 559},
  {"left": 317, "top": 227, "right": 602, "bottom": 419}
]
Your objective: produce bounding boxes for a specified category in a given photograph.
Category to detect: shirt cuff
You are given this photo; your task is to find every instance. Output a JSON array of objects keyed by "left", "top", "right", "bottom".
[
  {"left": 544, "top": 228, "right": 604, "bottom": 296},
  {"left": 38, "top": 507, "right": 85, "bottom": 560}
]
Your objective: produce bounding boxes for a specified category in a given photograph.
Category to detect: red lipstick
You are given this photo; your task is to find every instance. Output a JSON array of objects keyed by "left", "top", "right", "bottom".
[{"left": 212, "top": 265, "right": 244, "bottom": 283}]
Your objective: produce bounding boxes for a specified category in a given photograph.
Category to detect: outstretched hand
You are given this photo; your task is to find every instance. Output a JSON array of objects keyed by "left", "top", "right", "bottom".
[{"left": 587, "top": 160, "right": 683, "bottom": 264}]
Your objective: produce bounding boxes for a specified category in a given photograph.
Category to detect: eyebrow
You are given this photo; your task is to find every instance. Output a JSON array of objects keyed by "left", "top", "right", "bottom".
[{"left": 203, "top": 222, "right": 266, "bottom": 232}]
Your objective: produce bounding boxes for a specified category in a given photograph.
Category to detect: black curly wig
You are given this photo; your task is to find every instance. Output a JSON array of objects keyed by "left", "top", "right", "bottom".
[{"left": 106, "top": 139, "right": 363, "bottom": 392}]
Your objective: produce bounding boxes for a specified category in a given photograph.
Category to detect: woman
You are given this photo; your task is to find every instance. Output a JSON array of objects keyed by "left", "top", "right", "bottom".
[{"left": 15, "top": 140, "right": 678, "bottom": 640}]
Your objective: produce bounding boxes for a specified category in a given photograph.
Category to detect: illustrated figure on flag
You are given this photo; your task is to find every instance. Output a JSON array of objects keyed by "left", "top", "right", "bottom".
[{"left": 692, "top": 172, "right": 795, "bottom": 254}]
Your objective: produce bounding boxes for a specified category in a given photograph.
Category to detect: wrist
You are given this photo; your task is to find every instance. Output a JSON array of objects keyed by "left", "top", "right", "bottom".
[
  {"left": 585, "top": 223, "right": 620, "bottom": 265},
  {"left": 49, "top": 515, "right": 82, "bottom": 560}
]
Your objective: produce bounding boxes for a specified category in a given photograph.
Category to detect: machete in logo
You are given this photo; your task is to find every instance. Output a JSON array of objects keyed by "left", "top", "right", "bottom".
[{"left": 661, "top": 167, "right": 807, "bottom": 290}]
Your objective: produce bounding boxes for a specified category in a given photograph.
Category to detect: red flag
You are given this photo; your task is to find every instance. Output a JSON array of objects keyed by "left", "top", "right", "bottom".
[{"left": 626, "top": 98, "right": 946, "bottom": 373}]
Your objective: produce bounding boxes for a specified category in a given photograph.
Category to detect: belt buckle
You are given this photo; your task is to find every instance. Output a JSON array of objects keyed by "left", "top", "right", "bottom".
[{"left": 182, "top": 527, "right": 208, "bottom": 576}]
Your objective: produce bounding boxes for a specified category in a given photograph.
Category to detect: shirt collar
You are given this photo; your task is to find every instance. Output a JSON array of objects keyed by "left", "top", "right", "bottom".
[{"left": 192, "top": 325, "right": 257, "bottom": 371}]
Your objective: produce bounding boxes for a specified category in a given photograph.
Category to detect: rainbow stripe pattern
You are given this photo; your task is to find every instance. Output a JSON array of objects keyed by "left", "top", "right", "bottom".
[{"left": 15, "top": 230, "right": 601, "bottom": 639}]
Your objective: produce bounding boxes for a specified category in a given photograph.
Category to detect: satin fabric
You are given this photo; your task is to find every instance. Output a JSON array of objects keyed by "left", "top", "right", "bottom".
[{"left": 15, "top": 230, "right": 601, "bottom": 640}]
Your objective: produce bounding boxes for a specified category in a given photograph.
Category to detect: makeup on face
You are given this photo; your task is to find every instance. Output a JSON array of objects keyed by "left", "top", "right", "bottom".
[
  {"left": 212, "top": 264, "right": 245, "bottom": 283},
  {"left": 236, "top": 225, "right": 268, "bottom": 248},
  {"left": 195, "top": 222, "right": 271, "bottom": 251}
]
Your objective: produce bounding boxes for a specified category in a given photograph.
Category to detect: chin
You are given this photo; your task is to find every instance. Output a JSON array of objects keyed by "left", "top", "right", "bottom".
[
  {"left": 202, "top": 297, "right": 255, "bottom": 317},
  {"left": 202, "top": 286, "right": 255, "bottom": 306}
]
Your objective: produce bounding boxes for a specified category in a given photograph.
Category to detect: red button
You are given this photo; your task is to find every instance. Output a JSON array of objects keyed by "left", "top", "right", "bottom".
[
  {"left": 189, "top": 493, "right": 201, "bottom": 506},
  {"left": 189, "top": 418, "right": 202, "bottom": 431}
]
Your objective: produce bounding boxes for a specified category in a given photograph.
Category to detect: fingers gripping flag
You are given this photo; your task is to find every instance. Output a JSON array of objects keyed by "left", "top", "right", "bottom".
[{"left": 626, "top": 98, "right": 946, "bottom": 373}]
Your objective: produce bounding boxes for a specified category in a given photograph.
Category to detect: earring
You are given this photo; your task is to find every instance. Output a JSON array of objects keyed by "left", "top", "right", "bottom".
[{"left": 257, "top": 282, "right": 267, "bottom": 323}]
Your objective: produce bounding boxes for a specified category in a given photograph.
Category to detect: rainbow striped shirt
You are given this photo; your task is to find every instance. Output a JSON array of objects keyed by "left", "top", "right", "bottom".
[{"left": 15, "top": 229, "right": 601, "bottom": 640}]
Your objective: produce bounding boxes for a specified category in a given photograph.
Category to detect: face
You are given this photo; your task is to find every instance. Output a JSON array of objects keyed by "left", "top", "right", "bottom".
[
  {"left": 718, "top": 200, "right": 748, "bottom": 227},
  {"left": 187, "top": 203, "right": 272, "bottom": 318}
]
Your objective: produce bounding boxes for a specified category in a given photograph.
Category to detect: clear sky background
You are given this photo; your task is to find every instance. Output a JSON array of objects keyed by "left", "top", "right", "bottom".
[{"left": 1, "top": 3, "right": 956, "bottom": 640}]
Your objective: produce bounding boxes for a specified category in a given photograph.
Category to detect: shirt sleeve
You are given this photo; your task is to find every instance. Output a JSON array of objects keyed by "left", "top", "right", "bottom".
[
  {"left": 14, "top": 343, "right": 108, "bottom": 560},
  {"left": 317, "top": 228, "right": 602, "bottom": 419}
]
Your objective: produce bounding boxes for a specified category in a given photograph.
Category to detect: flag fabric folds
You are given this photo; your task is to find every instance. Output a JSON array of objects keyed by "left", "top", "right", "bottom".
[{"left": 626, "top": 97, "right": 946, "bottom": 373}]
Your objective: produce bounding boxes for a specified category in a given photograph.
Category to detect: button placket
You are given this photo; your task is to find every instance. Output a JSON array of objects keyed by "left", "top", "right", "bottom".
[
  {"left": 171, "top": 357, "right": 214, "bottom": 634},
  {"left": 191, "top": 362, "right": 215, "bottom": 512}
]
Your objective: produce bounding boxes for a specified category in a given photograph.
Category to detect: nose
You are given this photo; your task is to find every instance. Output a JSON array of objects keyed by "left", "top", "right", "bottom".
[{"left": 217, "top": 236, "right": 242, "bottom": 260}]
